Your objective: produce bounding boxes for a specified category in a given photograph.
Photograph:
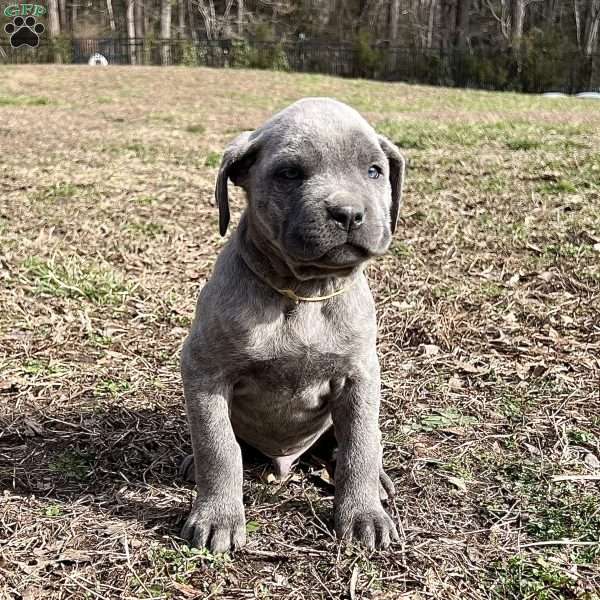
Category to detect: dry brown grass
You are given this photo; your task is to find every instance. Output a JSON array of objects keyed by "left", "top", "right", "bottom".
[{"left": 0, "top": 65, "right": 599, "bottom": 599}]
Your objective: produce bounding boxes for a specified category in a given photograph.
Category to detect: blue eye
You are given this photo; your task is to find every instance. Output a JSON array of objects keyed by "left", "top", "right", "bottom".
[{"left": 368, "top": 166, "right": 382, "bottom": 179}]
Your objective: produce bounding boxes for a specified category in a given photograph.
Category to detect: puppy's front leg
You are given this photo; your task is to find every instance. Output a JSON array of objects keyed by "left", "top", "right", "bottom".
[
  {"left": 180, "top": 379, "right": 246, "bottom": 553},
  {"left": 331, "top": 361, "right": 399, "bottom": 550}
]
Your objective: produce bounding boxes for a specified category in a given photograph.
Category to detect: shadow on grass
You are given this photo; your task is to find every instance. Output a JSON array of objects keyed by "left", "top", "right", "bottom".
[{"left": 0, "top": 404, "right": 341, "bottom": 538}]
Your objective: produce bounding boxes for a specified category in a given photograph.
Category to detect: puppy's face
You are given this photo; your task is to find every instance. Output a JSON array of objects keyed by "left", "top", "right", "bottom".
[{"left": 216, "top": 98, "right": 405, "bottom": 279}]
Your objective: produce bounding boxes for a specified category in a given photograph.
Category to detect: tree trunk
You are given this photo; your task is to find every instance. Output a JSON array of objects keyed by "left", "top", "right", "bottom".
[
  {"left": 510, "top": 0, "right": 525, "bottom": 51},
  {"left": 47, "top": 0, "right": 61, "bottom": 37},
  {"left": 106, "top": 0, "right": 116, "bottom": 32},
  {"left": 188, "top": 0, "right": 199, "bottom": 42},
  {"left": 543, "top": 0, "right": 557, "bottom": 25},
  {"left": 135, "top": 0, "right": 144, "bottom": 38},
  {"left": 58, "top": 0, "right": 67, "bottom": 31},
  {"left": 389, "top": 0, "right": 399, "bottom": 42},
  {"left": 455, "top": 0, "right": 469, "bottom": 48},
  {"left": 144, "top": 0, "right": 151, "bottom": 39},
  {"left": 47, "top": 0, "right": 61, "bottom": 63},
  {"left": 160, "top": 0, "right": 172, "bottom": 65},
  {"left": 126, "top": 0, "right": 137, "bottom": 65},
  {"left": 582, "top": 0, "right": 600, "bottom": 55},
  {"left": 178, "top": 0, "right": 185, "bottom": 38},
  {"left": 71, "top": 1, "right": 77, "bottom": 34},
  {"left": 574, "top": 0, "right": 582, "bottom": 48},
  {"left": 237, "top": 0, "right": 243, "bottom": 35},
  {"left": 427, "top": 0, "right": 437, "bottom": 48}
]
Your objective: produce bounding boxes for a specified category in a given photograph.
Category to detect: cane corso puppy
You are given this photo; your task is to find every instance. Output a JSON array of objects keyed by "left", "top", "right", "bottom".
[{"left": 180, "top": 97, "right": 406, "bottom": 552}]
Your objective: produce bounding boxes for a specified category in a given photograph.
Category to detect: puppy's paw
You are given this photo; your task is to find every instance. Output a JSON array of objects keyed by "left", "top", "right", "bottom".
[
  {"left": 181, "top": 498, "right": 246, "bottom": 553},
  {"left": 335, "top": 503, "right": 399, "bottom": 550}
]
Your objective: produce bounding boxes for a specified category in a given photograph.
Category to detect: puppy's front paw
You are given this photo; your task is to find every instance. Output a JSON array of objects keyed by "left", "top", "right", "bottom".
[
  {"left": 181, "top": 498, "right": 246, "bottom": 553},
  {"left": 335, "top": 502, "right": 399, "bottom": 550}
]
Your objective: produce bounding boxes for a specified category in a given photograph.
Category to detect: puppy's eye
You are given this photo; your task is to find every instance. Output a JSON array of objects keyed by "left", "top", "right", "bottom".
[
  {"left": 368, "top": 165, "right": 382, "bottom": 179},
  {"left": 276, "top": 166, "right": 303, "bottom": 181}
]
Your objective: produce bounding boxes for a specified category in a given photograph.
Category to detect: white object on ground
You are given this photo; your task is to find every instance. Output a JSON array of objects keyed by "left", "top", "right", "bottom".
[
  {"left": 88, "top": 53, "right": 108, "bottom": 66},
  {"left": 575, "top": 92, "right": 600, "bottom": 99}
]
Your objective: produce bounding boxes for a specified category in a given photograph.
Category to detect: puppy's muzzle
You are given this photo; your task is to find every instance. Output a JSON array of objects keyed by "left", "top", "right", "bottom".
[{"left": 325, "top": 192, "right": 366, "bottom": 233}]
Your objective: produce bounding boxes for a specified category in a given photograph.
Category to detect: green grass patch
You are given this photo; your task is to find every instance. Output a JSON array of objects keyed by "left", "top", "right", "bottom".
[
  {"left": 493, "top": 554, "right": 583, "bottom": 599},
  {"left": 204, "top": 151, "right": 222, "bottom": 168},
  {"left": 377, "top": 119, "right": 585, "bottom": 151},
  {"left": 44, "top": 504, "right": 63, "bottom": 517},
  {"left": 21, "top": 358, "right": 66, "bottom": 377},
  {"left": 185, "top": 124, "right": 206, "bottom": 134},
  {"left": 21, "top": 256, "right": 132, "bottom": 305},
  {"left": 95, "top": 378, "right": 131, "bottom": 397},
  {"left": 126, "top": 221, "right": 167, "bottom": 237},
  {"left": 48, "top": 449, "right": 93, "bottom": 481},
  {"left": 32, "top": 182, "right": 89, "bottom": 203},
  {"left": 528, "top": 489, "right": 600, "bottom": 543},
  {"left": 506, "top": 138, "right": 541, "bottom": 151},
  {"left": 538, "top": 179, "right": 578, "bottom": 195},
  {"left": 401, "top": 408, "right": 478, "bottom": 433},
  {"left": 0, "top": 95, "right": 51, "bottom": 106},
  {"left": 148, "top": 543, "right": 231, "bottom": 585}
]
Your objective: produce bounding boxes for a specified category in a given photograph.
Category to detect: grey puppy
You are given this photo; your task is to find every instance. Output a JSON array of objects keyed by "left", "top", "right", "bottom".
[{"left": 180, "top": 97, "right": 406, "bottom": 553}]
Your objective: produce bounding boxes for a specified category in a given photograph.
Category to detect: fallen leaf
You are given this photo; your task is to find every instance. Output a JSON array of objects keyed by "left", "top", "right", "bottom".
[
  {"left": 448, "top": 375, "right": 463, "bottom": 389},
  {"left": 418, "top": 343, "right": 440, "bottom": 356},
  {"left": 172, "top": 581, "right": 202, "bottom": 598},
  {"left": 447, "top": 476, "right": 467, "bottom": 492},
  {"left": 584, "top": 453, "right": 600, "bottom": 469}
]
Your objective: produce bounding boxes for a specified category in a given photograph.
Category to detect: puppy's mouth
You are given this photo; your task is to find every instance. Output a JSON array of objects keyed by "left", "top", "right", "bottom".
[
  {"left": 320, "top": 243, "right": 370, "bottom": 267},
  {"left": 288, "top": 243, "right": 370, "bottom": 271}
]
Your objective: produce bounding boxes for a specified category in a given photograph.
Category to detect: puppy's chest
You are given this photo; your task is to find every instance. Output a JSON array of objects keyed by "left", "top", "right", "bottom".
[{"left": 236, "top": 304, "right": 357, "bottom": 391}]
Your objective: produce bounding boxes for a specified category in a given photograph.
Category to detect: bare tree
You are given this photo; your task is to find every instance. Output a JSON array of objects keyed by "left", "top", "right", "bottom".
[
  {"left": 126, "top": 0, "right": 137, "bottom": 65},
  {"left": 237, "top": 0, "right": 244, "bottom": 35},
  {"left": 107, "top": 0, "right": 116, "bottom": 32},
  {"left": 389, "top": 0, "right": 400, "bottom": 42},
  {"left": 485, "top": 0, "right": 511, "bottom": 40},
  {"left": 455, "top": 0, "right": 470, "bottom": 48},
  {"left": 58, "top": 0, "right": 67, "bottom": 31},
  {"left": 47, "top": 0, "right": 61, "bottom": 63},
  {"left": 582, "top": 0, "right": 600, "bottom": 55},
  {"left": 135, "top": 0, "right": 144, "bottom": 38},
  {"left": 188, "top": 0, "right": 199, "bottom": 42},
  {"left": 178, "top": 0, "right": 186, "bottom": 37},
  {"left": 427, "top": 0, "right": 437, "bottom": 47},
  {"left": 510, "top": 0, "right": 525, "bottom": 48},
  {"left": 160, "top": 0, "right": 172, "bottom": 64},
  {"left": 196, "top": 0, "right": 235, "bottom": 39},
  {"left": 71, "top": 1, "right": 77, "bottom": 33},
  {"left": 47, "top": 0, "right": 61, "bottom": 37}
]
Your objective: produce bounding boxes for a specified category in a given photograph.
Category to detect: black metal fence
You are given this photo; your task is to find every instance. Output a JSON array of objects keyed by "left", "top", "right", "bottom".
[{"left": 1, "top": 38, "right": 598, "bottom": 94}]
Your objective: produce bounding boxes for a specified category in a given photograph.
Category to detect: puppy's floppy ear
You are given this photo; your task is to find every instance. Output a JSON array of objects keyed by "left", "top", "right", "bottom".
[
  {"left": 377, "top": 134, "right": 406, "bottom": 235},
  {"left": 215, "top": 130, "right": 261, "bottom": 237}
]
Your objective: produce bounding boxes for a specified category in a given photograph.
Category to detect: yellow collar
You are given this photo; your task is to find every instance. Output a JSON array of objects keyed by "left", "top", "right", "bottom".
[
  {"left": 239, "top": 248, "right": 357, "bottom": 304},
  {"left": 273, "top": 282, "right": 354, "bottom": 304}
]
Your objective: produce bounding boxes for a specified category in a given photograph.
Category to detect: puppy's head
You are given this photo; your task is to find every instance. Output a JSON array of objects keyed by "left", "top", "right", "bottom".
[{"left": 216, "top": 97, "right": 405, "bottom": 279}]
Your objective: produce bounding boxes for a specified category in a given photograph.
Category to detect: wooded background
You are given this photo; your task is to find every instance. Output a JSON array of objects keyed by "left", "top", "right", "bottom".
[
  {"left": 33, "top": 0, "right": 600, "bottom": 56},
  {"left": 2, "top": 1, "right": 600, "bottom": 92}
]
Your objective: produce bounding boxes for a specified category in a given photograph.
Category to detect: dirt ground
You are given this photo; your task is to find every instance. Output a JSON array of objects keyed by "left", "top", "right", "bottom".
[{"left": 0, "top": 65, "right": 599, "bottom": 599}]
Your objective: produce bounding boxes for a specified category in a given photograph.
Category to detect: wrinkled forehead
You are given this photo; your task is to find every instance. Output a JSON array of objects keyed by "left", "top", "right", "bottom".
[{"left": 258, "top": 103, "right": 383, "bottom": 165}]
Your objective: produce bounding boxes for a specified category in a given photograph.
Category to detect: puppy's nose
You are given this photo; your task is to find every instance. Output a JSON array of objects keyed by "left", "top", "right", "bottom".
[{"left": 327, "top": 205, "right": 364, "bottom": 231}]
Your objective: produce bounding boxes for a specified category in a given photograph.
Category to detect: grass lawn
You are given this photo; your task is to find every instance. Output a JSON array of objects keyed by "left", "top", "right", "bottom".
[{"left": 0, "top": 65, "right": 599, "bottom": 599}]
